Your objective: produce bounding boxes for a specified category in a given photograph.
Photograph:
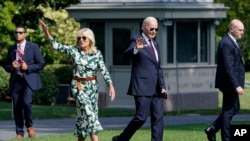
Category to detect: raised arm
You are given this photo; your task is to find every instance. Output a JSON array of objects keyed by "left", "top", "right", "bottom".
[{"left": 38, "top": 19, "right": 52, "bottom": 39}]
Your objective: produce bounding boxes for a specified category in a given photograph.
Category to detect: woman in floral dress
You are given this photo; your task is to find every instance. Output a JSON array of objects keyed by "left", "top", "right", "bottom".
[{"left": 39, "top": 20, "right": 116, "bottom": 141}]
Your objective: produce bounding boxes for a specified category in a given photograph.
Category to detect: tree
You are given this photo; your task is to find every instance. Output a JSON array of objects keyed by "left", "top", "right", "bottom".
[
  {"left": 10, "top": 0, "right": 80, "bottom": 29},
  {"left": 36, "top": 5, "right": 80, "bottom": 64},
  {"left": 0, "top": 1, "right": 17, "bottom": 65},
  {"left": 10, "top": 0, "right": 80, "bottom": 10}
]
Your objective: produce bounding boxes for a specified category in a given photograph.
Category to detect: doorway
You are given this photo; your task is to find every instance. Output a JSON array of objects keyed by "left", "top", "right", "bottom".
[{"left": 106, "top": 22, "right": 139, "bottom": 107}]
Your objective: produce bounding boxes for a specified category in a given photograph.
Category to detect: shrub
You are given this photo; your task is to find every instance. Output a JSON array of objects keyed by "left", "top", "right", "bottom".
[
  {"left": 33, "top": 64, "right": 73, "bottom": 105},
  {"left": 54, "top": 65, "right": 73, "bottom": 84},
  {"left": 33, "top": 70, "right": 59, "bottom": 105},
  {"left": 44, "top": 64, "right": 73, "bottom": 84},
  {"left": 0, "top": 67, "right": 10, "bottom": 98}
]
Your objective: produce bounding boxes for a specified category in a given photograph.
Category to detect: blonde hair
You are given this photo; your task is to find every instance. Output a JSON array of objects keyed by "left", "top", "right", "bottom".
[{"left": 77, "top": 28, "right": 97, "bottom": 53}]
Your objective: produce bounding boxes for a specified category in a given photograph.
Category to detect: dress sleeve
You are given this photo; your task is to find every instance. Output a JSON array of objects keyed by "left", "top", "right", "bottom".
[
  {"left": 97, "top": 50, "right": 112, "bottom": 85},
  {"left": 49, "top": 38, "right": 75, "bottom": 55}
]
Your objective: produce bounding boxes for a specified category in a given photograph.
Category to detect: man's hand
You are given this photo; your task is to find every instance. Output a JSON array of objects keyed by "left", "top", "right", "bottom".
[
  {"left": 12, "top": 60, "right": 19, "bottom": 69},
  {"left": 236, "top": 86, "right": 244, "bottom": 95},
  {"left": 135, "top": 37, "right": 147, "bottom": 50},
  {"left": 161, "top": 89, "right": 168, "bottom": 99},
  {"left": 20, "top": 61, "right": 28, "bottom": 71}
]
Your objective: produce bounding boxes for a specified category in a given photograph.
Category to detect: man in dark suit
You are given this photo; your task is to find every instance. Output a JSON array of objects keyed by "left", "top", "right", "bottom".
[
  {"left": 205, "top": 19, "right": 245, "bottom": 141},
  {"left": 112, "top": 16, "right": 167, "bottom": 141},
  {"left": 3, "top": 25, "right": 45, "bottom": 139}
]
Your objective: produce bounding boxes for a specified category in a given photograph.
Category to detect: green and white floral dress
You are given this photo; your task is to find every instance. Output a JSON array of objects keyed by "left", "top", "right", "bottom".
[{"left": 49, "top": 38, "right": 112, "bottom": 137}]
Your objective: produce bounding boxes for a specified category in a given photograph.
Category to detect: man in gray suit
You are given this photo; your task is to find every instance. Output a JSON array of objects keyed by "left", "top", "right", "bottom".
[{"left": 205, "top": 19, "right": 245, "bottom": 141}]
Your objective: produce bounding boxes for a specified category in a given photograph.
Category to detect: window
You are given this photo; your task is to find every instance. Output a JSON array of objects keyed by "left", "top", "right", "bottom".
[
  {"left": 176, "top": 22, "right": 198, "bottom": 63},
  {"left": 112, "top": 28, "right": 131, "bottom": 65},
  {"left": 167, "top": 21, "right": 209, "bottom": 64},
  {"left": 89, "top": 22, "right": 105, "bottom": 58}
]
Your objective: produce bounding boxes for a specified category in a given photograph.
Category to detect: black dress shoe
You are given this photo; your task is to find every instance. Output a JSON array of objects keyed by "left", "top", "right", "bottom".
[
  {"left": 112, "top": 135, "right": 119, "bottom": 141},
  {"left": 204, "top": 126, "right": 216, "bottom": 141}
]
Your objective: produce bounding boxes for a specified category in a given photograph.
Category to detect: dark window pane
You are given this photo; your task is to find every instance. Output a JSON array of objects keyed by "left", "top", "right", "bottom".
[
  {"left": 113, "top": 28, "right": 131, "bottom": 65},
  {"left": 200, "top": 22, "right": 208, "bottom": 62},
  {"left": 89, "top": 22, "right": 105, "bottom": 58},
  {"left": 176, "top": 22, "right": 197, "bottom": 63}
]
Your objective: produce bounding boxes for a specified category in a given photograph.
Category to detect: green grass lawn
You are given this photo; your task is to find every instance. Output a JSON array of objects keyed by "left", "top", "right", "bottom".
[
  {"left": 0, "top": 101, "right": 76, "bottom": 120},
  {"left": 6, "top": 121, "right": 250, "bottom": 141}
]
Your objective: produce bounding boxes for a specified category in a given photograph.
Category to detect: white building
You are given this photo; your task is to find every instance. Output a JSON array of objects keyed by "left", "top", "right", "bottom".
[{"left": 66, "top": 0, "right": 228, "bottom": 111}]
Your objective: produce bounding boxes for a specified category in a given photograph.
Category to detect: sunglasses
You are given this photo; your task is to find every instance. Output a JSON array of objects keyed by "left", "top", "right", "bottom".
[
  {"left": 77, "top": 36, "right": 87, "bottom": 41},
  {"left": 149, "top": 28, "right": 158, "bottom": 32},
  {"left": 15, "top": 31, "right": 25, "bottom": 35}
]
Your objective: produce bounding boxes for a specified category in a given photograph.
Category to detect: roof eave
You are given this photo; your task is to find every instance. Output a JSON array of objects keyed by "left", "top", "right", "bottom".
[{"left": 66, "top": 3, "right": 229, "bottom": 19}]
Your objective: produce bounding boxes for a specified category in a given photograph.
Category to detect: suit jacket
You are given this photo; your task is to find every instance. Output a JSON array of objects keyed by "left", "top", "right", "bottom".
[
  {"left": 4, "top": 41, "right": 45, "bottom": 92},
  {"left": 215, "top": 34, "right": 245, "bottom": 93},
  {"left": 124, "top": 35, "right": 166, "bottom": 96}
]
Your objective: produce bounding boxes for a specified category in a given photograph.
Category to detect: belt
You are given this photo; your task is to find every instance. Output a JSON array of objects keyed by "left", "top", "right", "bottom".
[{"left": 74, "top": 76, "right": 96, "bottom": 91}]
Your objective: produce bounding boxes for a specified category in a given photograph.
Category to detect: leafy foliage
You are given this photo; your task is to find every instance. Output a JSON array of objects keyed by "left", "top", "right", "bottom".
[
  {"left": 0, "top": 1, "right": 17, "bottom": 64},
  {"left": 10, "top": 0, "right": 80, "bottom": 31},
  {"left": 33, "top": 69, "right": 59, "bottom": 105},
  {"left": 37, "top": 5, "right": 80, "bottom": 46},
  {"left": 36, "top": 5, "right": 80, "bottom": 64},
  {"left": 0, "top": 67, "right": 10, "bottom": 98},
  {"left": 44, "top": 64, "right": 73, "bottom": 84},
  {"left": 33, "top": 64, "right": 73, "bottom": 105},
  {"left": 9, "top": 0, "right": 80, "bottom": 10}
]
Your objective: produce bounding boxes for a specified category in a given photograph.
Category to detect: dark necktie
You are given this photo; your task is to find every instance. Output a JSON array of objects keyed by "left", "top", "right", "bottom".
[
  {"left": 237, "top": 42, "right": 243, "bottom": 57},
  {"left": 18, "top": 44, "right": 23, "bottom": 74},
  {"left": 236, "top": 41, "right": 240, "bottom": 48},
  {"left": 149, "top": 40, "right": 157, "bottom": 62}
]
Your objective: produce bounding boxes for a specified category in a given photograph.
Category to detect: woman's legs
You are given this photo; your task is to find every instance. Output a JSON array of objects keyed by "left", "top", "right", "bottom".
[
  {"left": 78, "top": 137, "right": 84, "bottom": 141},
  {"left": 77, "top": 134, "right": 98, "bottom": 141},
  {"left": 90, "top": 134, "right": 98, "bottom": 141}
]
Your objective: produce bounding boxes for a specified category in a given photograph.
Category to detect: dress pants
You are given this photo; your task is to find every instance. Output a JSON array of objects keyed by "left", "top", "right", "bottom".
[
  {"left": 118, "top": 95, "right": 164, "bottom": 141},
  {"left": 12, "top": 77, "right": 33, "bottom": 136},
  {"left": 212, "top": 91, "right": 240, "bottom": 141}
]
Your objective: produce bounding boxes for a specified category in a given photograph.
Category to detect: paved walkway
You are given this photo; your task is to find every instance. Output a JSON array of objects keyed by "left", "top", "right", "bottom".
[{"left": 1, "top": 114, "right": 250, "bottom": 141}]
